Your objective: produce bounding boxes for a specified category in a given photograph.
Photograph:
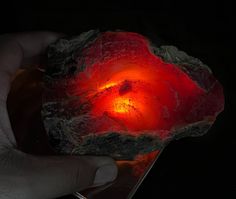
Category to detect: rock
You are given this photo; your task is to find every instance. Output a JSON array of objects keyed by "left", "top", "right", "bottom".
[{"left": 42, "top": 30, "right": 224, "bottom": 160}]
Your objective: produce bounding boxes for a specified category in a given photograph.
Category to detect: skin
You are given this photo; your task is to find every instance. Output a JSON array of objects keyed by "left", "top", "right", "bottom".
[{"left": 0, "top": 32, "right": 117, "bottom": 199}]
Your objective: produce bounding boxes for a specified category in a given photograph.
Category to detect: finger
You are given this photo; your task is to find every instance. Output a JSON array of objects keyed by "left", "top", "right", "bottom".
[
  {"left": 0, "top": 149, "right": 118, "bottom": 199},
  {"left": 0, "top": 32, "right": 62, "bottom": 101},
  {"left": 0, "top": 32, "right": 61, "bottom": 146}
]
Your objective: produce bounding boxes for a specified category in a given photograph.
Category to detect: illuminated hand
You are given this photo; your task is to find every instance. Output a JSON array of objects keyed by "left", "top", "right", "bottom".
[{"left": 0, "top": 32, "right": 117, "bottom": 199}]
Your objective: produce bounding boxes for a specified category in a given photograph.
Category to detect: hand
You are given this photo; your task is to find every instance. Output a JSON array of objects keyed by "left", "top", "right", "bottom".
[{"left": 0, "top": 32, "right": 117, "bottom": 199}]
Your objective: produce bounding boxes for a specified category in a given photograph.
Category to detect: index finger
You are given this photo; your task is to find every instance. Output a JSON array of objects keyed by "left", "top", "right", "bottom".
[
  {"left": 0, "top": 31, "right": 62, "bottom": 101},
  {"left": 0, "top": 32, "right": 62, "bottom": 147}
]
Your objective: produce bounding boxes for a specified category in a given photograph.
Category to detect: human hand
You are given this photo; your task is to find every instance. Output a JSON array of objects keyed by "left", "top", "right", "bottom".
[{"left": 0, "top": 32, "right": 117, "bottom": 199}]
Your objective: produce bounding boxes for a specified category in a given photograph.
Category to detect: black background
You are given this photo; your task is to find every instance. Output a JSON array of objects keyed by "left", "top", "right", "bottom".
[{"left": 1, "top": 1, "right": 235, "bottom": 198}]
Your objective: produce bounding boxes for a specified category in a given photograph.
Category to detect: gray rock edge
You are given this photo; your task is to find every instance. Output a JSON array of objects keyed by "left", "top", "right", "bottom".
[{"left": 42, "top": 30, "right": 215, "bottom": 160}]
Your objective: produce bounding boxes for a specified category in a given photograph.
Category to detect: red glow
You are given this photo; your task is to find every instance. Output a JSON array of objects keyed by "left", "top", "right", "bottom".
[
  {"left": 117, "top": 150, "right": 159, "bottom": 177},
  {"left": 69, "top": 32, "right": 223, "bottom": 138}
]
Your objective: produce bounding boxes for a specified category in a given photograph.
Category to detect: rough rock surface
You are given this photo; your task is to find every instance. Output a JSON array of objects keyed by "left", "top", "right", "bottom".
[{"left": 42, "top": 30, "right": 224, "bottom": 160}]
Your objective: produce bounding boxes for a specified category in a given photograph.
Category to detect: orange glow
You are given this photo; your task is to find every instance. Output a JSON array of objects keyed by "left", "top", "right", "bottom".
[
  {"left": 113, "top": 97, "right": 134, "bottom": 113},
  {"left": 99, "top": 82, "right": 117, "bottom": 90},
  {"left": 70, "top": 31, "right": 223, "bottom": 137}
]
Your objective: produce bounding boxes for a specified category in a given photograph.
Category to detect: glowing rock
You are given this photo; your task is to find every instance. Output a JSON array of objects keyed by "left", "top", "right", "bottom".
[
  {"left": 42, "top": 30, "right": 223, "bottom": 160},
  {"left": 42, "top": 30, "right": 224, "bottom": 198}
]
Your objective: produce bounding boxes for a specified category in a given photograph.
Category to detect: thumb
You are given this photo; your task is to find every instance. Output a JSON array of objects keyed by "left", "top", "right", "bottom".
[{"left": 0, "top": 149, "right": 117, "bottom": 199}]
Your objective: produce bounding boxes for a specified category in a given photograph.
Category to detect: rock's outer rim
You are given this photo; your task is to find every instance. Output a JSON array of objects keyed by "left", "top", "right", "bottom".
[{"left": 42, "top": 30, "right": 218, "bottom": 160}]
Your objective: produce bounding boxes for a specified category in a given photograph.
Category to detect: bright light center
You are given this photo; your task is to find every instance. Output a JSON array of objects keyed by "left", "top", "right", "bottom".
[
  {"left": 99, "top": 82, "right": 118, "bottom": 90},
  {"left": 113, "top": 97, "right": 134, "bottom": 113}
]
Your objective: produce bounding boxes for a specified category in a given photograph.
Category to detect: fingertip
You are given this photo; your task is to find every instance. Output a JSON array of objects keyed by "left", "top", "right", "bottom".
[
  {"left": 39, "top": 31, "right": 65, "bottom": 47},
  {"left": 75, "top": 156, "right": 118, "bottom": 190},
  {"left": 89, "top": 156, "right": 118, "bottom": 186},
  {"left": 93, "top": 163, "right": 118, "bottom": 185},
  {"left": 11, "top": 31, "right": 66, "bottom": 58}
]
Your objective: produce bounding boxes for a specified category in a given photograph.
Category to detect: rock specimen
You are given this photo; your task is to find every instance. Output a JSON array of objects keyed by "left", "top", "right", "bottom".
[{"left": 42, "top": 30, "right": 224, "bottom": 161}]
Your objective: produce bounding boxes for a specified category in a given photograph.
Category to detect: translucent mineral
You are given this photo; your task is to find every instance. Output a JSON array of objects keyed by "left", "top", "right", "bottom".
[{"left": 42, "top": 30, "right": 224, "bottom": 198}]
